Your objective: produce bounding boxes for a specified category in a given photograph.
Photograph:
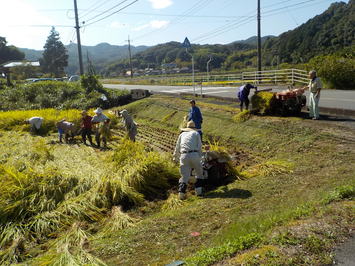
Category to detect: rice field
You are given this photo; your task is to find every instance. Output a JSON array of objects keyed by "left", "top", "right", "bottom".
[{"left": 0, "top": 95, "right": 354, "bottom": 265}]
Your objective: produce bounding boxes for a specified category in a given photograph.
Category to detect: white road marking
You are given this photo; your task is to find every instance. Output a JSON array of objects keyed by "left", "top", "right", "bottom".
[{"left": 161, "top": 87, "right": 235, "bottom": 93}]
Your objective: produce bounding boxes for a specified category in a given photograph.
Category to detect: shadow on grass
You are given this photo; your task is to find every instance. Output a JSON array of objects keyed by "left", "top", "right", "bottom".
[{"left": 205, "top": 187, "right": 252, "bottom": 199}]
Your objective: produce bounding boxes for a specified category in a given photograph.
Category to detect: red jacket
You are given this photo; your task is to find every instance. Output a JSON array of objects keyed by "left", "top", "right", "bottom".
[{"left": 82, "top": 115, "right": 92, "bottom": 129}]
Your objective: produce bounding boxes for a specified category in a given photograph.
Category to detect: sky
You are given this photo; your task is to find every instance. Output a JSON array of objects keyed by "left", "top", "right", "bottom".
[{"left": 0, "top": 0, "right": 349, "bottom": 50}]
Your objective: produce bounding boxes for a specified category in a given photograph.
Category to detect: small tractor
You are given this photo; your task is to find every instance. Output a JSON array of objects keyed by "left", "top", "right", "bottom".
[{"left": 274, "top": 87, "right": 307, "bottom": 116}]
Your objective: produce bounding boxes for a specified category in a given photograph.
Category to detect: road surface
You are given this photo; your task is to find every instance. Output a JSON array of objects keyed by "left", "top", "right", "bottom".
[{"left": 103, "top": 84, "right": 355, "bottom": 111}]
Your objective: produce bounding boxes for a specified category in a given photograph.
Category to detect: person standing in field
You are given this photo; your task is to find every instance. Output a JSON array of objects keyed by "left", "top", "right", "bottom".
[
  {"left": 237, "top": 83, "right": 257, "bottom": 111},
  {"left": 187, "top": 100, "right": 203, "bottom": 140},
  {"left": 304, "top": 70, "right": 322, "bottom": 120},
  {"left": 173, "top": 121, "right": 204, "bottom": 200},
  {"left": 26, "top": 117, "right": 44, "bottom": 134},
  {"left": 120, "top": 109, "right": 137, "bottom": 142},
  {"left": 56, "top": 119, "right": 75, "bottom": 143},
  {"left": 91, "top": 107, "right": 109, "bottom": 148},
  {"left": 81, "top": 110, "right": 93, "bottom": 145}
]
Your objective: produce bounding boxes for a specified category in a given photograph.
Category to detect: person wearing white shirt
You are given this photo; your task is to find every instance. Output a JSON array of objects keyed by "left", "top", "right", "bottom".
[
  {"left": 304, "top": 70, "right": 322, "bottom": 120},
  {"left": 27, "top": 117, "right": 43, "bottom": 134},
  {"left": 173, "top": 121, "right": 204, "bottom": 200}
]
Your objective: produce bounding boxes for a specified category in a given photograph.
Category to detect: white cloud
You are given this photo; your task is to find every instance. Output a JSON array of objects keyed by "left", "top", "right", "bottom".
[
  {"left": 0, "top": 0, "right": 58, "bottom": 49},
  {"left": 133, "top": 20, "right": 170, "bottom": 31},
  {"left": 148, "top": 0, "right": 173, "bottom": 9}
]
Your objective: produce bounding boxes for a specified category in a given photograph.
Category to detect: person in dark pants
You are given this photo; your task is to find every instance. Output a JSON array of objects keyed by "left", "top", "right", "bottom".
[
  {"left": 237, "top": 83, "right": 257, "bottom": 111},
  {"left": 81, "top": 110, "right": 93, "bottom": 145},
  {"left": 188, "top": 100, "right": 203, "bottom": 140}
]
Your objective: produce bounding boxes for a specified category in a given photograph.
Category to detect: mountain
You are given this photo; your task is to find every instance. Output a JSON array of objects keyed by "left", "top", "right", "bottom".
[
  {"left": 19, "top": 43, "right": 149, "bottom": 75},
  {"left": 263, "top": 0, "right": 354, "bottom": 63},
  {"left": 230, "top": 35, "right": 275, "bottom": 46}
]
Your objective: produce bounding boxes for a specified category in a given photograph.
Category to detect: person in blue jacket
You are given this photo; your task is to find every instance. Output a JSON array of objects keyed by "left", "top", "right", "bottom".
[
  {"left": 188, "top": 100, "right": 203, "bottom": 139},
  {"left": 237, "top": 83, "right": 257, "bottom": 111}
]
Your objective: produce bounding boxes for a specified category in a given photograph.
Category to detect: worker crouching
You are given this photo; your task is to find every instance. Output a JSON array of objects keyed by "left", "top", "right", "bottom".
[
  {"left": 173, "top": 121, "right": 204, "bottom": 200},
  {"left": 120, "top": 109, "right": 137, "bottom": 142}
]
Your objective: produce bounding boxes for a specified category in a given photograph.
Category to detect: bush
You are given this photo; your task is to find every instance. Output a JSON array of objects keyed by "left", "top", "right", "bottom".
[
  {"left": 251, "top": 91, "right": 278, "bottom": 114},
  {"left": 0, "top": 81, "right": 131, "bottom": 111},
  {"left": 309, "top": 54, "right": 355, "bottom": 90}
]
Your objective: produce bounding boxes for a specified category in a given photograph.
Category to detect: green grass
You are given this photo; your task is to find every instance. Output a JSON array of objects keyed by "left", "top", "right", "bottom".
[{"left": 0, "top": 94, "right": 354, "bottom": 265}]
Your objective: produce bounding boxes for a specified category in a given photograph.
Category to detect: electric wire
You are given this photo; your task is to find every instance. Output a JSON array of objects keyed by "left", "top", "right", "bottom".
[
  {"left": 83, "top": 0, "right": 131, "bottom": 23},
  {"left": 82, "top": 0, "right": 139, "bottom": 28},
  {"left": 192, "top": 0, "right": 332, "bottom": 43}
]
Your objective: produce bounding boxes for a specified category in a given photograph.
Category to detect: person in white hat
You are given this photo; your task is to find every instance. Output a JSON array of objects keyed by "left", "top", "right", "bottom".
[
  {"left": 119, "top": 109, "right": 137, "bottom": 142},
  {"left": 91, "top": 107, "right": 109, "bottom": 147},
  {"left": 26, "top": 117, "right": 44, "bottom": 134},
  {"left": 173, "top": 120, "right": 204, "bottom": 200}
]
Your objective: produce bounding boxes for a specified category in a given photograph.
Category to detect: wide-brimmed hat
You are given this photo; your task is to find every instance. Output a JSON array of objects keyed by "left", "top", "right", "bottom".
[
  {"left": 94, "top": 107, "right": 103, "bottom": 114},
  {"left": 180, "top": 121, "right": 197, "bottom": 132}
]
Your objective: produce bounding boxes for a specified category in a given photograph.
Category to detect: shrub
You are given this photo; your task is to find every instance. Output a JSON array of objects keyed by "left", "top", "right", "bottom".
[
  {"left": 251, "top": 91, "right": 278, "bottom": 114},
  {"left": 0, "top": 81, "right": 131, "bottom": 111},
  {"left": 309, "top": 54, "right": 355, "bottom": 90}
]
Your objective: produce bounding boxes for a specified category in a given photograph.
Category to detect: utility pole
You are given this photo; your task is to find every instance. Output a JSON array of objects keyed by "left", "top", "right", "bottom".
[
  {"left": 206, "top": 55, "right": 212, "bottom": 85},
  {"left": 127, "top": 35, "right": 133, "bottom": 79},
  {"left": 73, "top": 0, "right": 84, "bottom": 75},
  {"left": 257, "top": 0, "right": 262, "bottom": 72}
]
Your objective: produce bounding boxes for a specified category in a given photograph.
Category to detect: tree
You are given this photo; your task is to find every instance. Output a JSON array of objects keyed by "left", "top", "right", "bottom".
[
  {"left": 40, "top": 27, "right": 68, "bottom": 76},
  {"left": 0, "top": 37, "right": 25, "bottom": 64}
]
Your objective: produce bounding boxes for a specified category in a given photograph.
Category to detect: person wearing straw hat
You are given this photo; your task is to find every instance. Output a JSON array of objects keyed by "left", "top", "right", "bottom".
[
  {"left": 91, "top": 107, "right": 109, "bottom": 148},
  {"left": 81, "top": 110, "right": 93, "bottom": 145},
  {"left": 120, "top": 109, "right": 137, "bottom": 142},
  {"left": 173, "top": 120, "right": 204, "bottom": 200},
  {"left": 56, "top": 119, "right": 75, "bottom": 143}
]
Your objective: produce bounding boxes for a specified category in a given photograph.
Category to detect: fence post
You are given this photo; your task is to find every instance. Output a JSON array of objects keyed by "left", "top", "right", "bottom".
[{"left": 291, "top": 69, "right": 294, "bottom": 85}]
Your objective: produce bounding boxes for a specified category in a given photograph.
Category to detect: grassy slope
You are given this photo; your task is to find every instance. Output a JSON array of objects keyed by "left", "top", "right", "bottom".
[
  {"left": 0, "top": 95, "right": 353, "bottom": 265},
  {"left": 90, "top": 95, "right": 354, "bottom": 265}
]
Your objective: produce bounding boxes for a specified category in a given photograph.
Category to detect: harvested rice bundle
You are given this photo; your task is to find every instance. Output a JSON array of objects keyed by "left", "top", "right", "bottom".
[{"left": 251, "top": 91, "right": 278, "bottom": 115}]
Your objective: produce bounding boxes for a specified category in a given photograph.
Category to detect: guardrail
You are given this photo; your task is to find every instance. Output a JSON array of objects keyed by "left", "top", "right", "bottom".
[
  {"left": 167, "top": 68, "right": 309, "bottom": 86},
  {"left": 112, "top": 68, "right": 309, "bottom": 87},
  {"left": 241, "top": 69, "right": 309, "bottom": 85}
]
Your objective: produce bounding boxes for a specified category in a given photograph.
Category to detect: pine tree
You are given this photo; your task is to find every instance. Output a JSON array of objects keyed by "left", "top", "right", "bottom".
[{"left": 40, "top": 27, "right": 68, "bottom": 76}]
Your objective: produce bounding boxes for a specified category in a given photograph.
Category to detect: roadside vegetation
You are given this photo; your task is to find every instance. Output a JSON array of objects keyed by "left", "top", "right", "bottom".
[
  {"left": 0, "top": 95, "right": 354, "bottom": 265},
  {"left": 0, "top": 79, "right": 131, "bottom": 111}
]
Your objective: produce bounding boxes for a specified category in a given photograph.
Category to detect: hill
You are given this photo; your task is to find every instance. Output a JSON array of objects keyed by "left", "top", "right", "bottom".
[
  {"left": 19, "top": 42, "right": 149, "bottom": 75},
  {"left": 105, "top": 1, "right": 354, "bottom": 75}
]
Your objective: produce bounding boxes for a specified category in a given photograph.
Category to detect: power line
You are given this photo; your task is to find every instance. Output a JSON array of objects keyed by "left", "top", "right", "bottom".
[
  {"left": 82, "top": 0, "right": 139, "bottom": 28},
  {"left": 83, "top": 0, "right": 131, "bottom": 23},
  {"left": 133, "top": 0, "right": 216, "bottom": 41},
  {"left": 80, "top": 0, "right": 117, "bottom": 19},
  {"left": 191, "top": 0, "right": 332, "bottom": 43}
]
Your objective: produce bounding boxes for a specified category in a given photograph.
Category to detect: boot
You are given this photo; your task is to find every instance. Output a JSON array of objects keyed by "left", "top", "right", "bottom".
[
  {"left": 179, "top": 193, "right": 186, "bottom": 200},
  {"left": 178, "top": 182, "right": 187, "bottom": 200},
  {"left": 195, "top": 187, "right": 203, "bottom": 197}
]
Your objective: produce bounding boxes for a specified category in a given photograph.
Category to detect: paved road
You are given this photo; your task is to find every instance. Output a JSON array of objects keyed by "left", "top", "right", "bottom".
[{"left": 104, "top": 84, "right": 355, "bottom": 111}]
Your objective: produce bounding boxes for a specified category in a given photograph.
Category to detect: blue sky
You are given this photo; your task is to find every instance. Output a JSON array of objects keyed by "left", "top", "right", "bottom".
[{"left": 0, "top": 0, "right": 348, "bottom": 49}]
